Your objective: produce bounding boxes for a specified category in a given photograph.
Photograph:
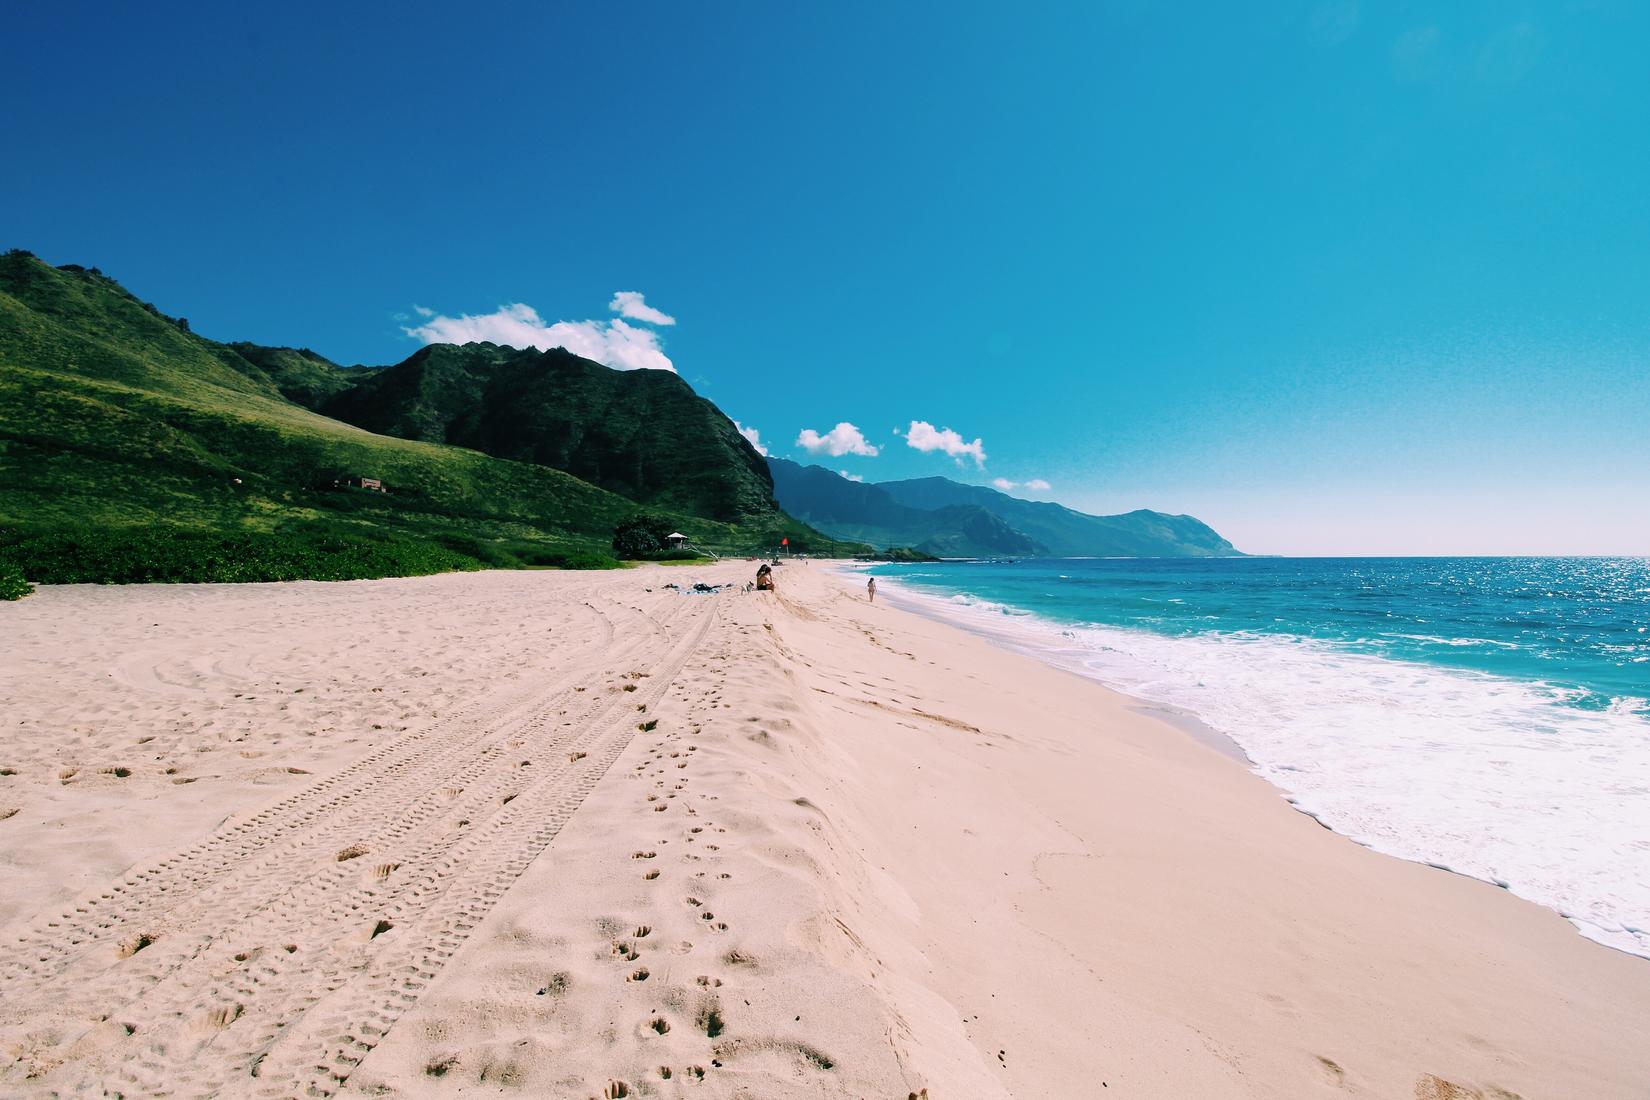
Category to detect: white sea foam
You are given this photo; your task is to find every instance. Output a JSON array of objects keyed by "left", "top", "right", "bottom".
[{"left": 871, "top": 574, "right": 1650, "bottom": 959}]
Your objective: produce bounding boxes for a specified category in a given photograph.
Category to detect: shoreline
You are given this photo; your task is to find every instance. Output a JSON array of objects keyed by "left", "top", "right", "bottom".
[
  {"left": 849, "top": 562, "right": 1650, "bottom": 961},
  {"left": 849, "top": 564, "right": 1256, "bottom": 764},
  {"left": 2, "top": 563, "right": 1647, "bottom": 1097}
]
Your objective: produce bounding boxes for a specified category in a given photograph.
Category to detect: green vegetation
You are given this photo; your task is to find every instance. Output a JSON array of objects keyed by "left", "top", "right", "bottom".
[
  {"left": 0, "top": 524, "right": 480, "bottom": 584},
  {"left": 224, "top": 342, "right": 365, "bottom": 407},
  {"left": 0, "top": 251, "right": 851, "bottom": 585},
  {"left": 433, "top": 533, "right": 620, "bottom": 570},
  {"left": 322, "top": 341, "right": 777, "bottom": 523},
  {"left": 609, "top": 516, "right": 725, "bottom": 562},
  {"left": 0, "top": 562, "right": 32, "bottom": 600},
  {"left": 612, "top": 513, "right": 673, "bottom": 559},
  {"left": 875, "top": 546, "right": 942, "bottom": 562}
]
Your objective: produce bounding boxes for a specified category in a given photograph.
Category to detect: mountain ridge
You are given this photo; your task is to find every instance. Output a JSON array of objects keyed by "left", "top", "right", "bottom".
[
  {"left": 768, "top": 457, "right": 1240, "bottom": 558},
  {"left": 320, "top": 341, "right": 775, "bottom": 524},
  {"left": 0, "top": 250, "right": 838, "bottom": 584}
]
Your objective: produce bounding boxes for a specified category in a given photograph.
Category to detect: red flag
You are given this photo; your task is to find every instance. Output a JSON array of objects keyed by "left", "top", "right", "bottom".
[{"left": 781, "top": 537, "right": 789, "bottom": 545}]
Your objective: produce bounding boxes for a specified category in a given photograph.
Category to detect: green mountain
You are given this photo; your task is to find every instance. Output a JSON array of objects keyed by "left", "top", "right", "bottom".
[
  {"left": 768, "top": 459, "right": 1241, "bottom": 558},
  {"left": 0, "top": 250, "right": 830, "bottom": 583},
  {"left": 224, "top": 341, "right": 367, "bottom": 407},
  {"left": 320, "top": 342, "right": 774, "bottom": 524},
  {"left": 766, "top": 458, "right": 1040, "bottom": 557}
]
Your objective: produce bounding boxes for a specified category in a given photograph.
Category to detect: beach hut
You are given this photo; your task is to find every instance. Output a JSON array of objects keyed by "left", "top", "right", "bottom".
[{"left": 665, "top": 532, "right": 690, "bottom": 550}]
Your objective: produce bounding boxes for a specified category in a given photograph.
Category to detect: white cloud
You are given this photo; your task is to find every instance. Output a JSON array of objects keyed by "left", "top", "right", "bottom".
[
  {"left": 839, "top": 470, "right": 864, "bottom": 483},
  {"left": 992, "top": 477, "right": 1052, "bottom": 493},
  {"left": 608, "top": 290, "right": 676, "bottom": 326},
  {"left": 734, "top": 421, "right": 768, "bottom": 456},
  {"left": 797, "top": 422, "right": 879, "bottom": 457},
  {"left": 405, "top": 302, "right": 674, "bottom": 372},
  {"left": 905, "top": 420, "right": 986, "bottom": 467}
]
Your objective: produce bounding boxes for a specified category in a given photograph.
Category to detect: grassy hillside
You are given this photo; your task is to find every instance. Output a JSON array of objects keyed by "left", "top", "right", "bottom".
[
  {"left": 226, "top": 341, "right": 366, "bottom": 407},
  {"left": 322, "top": 342, "right": 778, "bottom": 524},
  {"left": 0, "top": 251, "right": 834, "bottom": 582}
]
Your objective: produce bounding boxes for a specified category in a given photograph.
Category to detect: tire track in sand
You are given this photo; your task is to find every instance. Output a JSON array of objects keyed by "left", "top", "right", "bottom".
[{"left": 0, "top": 590, "right": 719, "bottom": 1099}]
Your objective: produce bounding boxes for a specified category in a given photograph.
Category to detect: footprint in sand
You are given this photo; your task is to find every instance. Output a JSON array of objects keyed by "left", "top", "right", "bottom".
[
  {"left": 694, "top": 1001, "right": 726, "bottom": 1038},
  {"left": 189, "top": 1003, "right": 243, "bottom": 1035},
  {"left": 1413, "top": 1075, "right": 1516, "bottom": 1100}
]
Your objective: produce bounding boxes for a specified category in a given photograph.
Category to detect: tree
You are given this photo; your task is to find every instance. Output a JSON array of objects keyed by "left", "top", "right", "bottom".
[{"left": 611, "top": 514, "right": 674, "bottom": 559}]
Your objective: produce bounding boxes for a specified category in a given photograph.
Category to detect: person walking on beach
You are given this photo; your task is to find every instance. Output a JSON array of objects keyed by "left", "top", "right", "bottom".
[{"left": 867, "top": 576, "right": 877, "bottom": 603}]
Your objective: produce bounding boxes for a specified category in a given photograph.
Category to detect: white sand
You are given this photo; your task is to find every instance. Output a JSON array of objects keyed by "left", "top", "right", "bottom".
[{"left": 1, "top": 563, "right": 1646, "bottom": 1098}]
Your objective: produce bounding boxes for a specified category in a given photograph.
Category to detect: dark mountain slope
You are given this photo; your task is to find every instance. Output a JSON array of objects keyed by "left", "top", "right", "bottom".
[
  {"left": 766, "top": 458, "right": 1040, "bottom": 556},
  {"left": 324, "top": 344, "right": 776, "bottom": 524},
  {"left": 766, "top": 457, "right": 1241, "bottom": 558},
  {"left": 876, "top": 476, "right": 1240, "bottom": 557},
  {"left": 226, "top": 342, "right": 365, "bottom": 407}
]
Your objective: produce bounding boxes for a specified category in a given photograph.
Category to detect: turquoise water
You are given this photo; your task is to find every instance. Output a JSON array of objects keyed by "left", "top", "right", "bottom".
[
  {"left": 863, "top": 556, "right": 1650, "bottom": 957},
  {"left": 868, "top": 557, "right": 1649, "bottom": 712}
]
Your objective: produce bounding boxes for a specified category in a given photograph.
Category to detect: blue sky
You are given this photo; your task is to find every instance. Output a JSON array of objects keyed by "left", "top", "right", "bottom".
[{"left": 5, "top": 1, "right": 1647, "bottom": 554}]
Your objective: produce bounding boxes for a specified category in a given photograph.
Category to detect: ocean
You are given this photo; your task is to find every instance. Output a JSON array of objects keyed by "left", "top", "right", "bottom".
[{"left": 860, "top": 556, "right": 1650, "bottom": 958}]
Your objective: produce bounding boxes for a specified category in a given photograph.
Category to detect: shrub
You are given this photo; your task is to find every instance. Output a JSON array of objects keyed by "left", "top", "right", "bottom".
[
  {"left": 434, "top": 534, "right": 519, "bottom": 568},
  {"left": 611, "top": 514, "right": 676, "bottom": 559},
  {"left": 0, "top": 564, "right": 32, "bottom": 600},
  {"left": 0, "top": 524, "right": 482, "bottom": 585},
  {"left": 516, "top": 548, "right": 623, "bottom": 570}
]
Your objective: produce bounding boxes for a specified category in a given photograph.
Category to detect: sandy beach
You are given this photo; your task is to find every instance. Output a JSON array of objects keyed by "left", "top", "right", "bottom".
[{"left": 2, "top": 562, "right": 1647, "bottom": 1099}]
